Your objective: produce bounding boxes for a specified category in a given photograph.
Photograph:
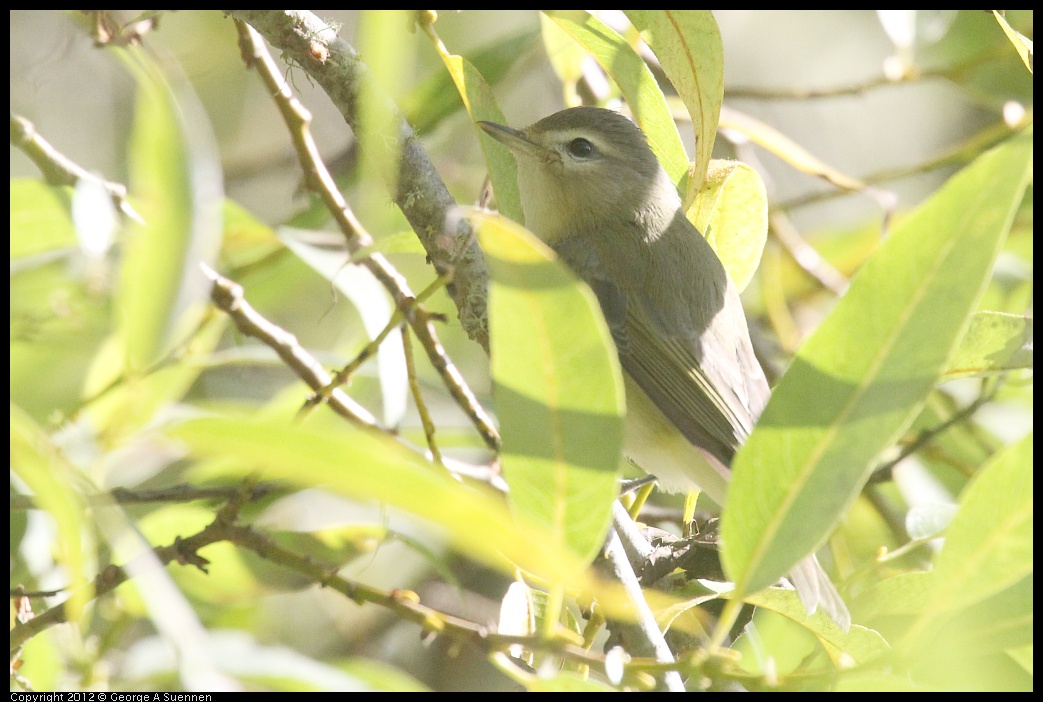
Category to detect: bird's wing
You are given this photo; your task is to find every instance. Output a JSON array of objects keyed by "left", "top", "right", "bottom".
[
  {"left": 621, "top": 306, "right": 750, "bottom": 467},
  {"left": 619, "top": 213, "right": 769, "bottom": 467},
  {"left": 554, "top": 220, "right": 770, "bottom": 467}
]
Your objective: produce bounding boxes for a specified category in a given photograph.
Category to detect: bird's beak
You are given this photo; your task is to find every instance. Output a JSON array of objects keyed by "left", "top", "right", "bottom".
[{"left": 478, "top": 120, "right": 545, "bottom": 159}]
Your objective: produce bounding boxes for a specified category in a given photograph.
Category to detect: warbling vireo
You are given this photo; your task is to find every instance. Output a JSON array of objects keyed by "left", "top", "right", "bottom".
[{"left": 479, "top": 106, "right": 850, "bottom": 630}]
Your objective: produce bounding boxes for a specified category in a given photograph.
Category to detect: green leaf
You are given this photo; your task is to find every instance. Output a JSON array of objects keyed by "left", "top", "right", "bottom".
[
  {"left": 10, "top": 404, "right": 91, "bottom": 624},
  {"left": 402, "top": 30, "right": 539, "bottom": 136},
  {"left": 82, "top": 314, "right": 228, "bottom": 443},
  {"left": 925, "top": 576, "right": 1034, "bottom": 656},
  {"left": 9, "top": 178, "right": 111, "bottom": 417},
  {"left": 339, "top": 657, "right": 431, "bottom": 692},
  {"left": 686, "top": 159, "right": 768, "bottom": 292},
  {"left": 914, "top": 434, "right": 1033, "bottom": 624},
  {"left": 539, "top": 14, "right": 591, "bottom": 106},
  {"left": 169, "top": 415, "right": 594, "bottom": 583},
  {"left": 867, "top": 575, "right": 1034, "bottom": 689},
  {"left": 220, "top": 198, "right": 283, "bottom": 270},
  {"left": 425, "top": 21, "right": 523, "bottom": 222},
  {"left": 721, "top": 128, "right": 1032, "bottom": 598},
  {"left": 1007, "top": 645, "right": 1033, "bottom": 675},
  {"left": 624, "top": 10, "right": 724, "bottom": 204},
  {"left": 652, "top": 579, "right": 728, "bottom": 633},
  {"left": 853, "top": 571, "right": 936, "bottom": 622},
  {"left": 475, "top": 211, "right": 624, "bottom": 565},
  {"left": 833, "top": 671, "right": 926, "bottom": 692},
  {"left": 116, "top": 47, "right": 222, "bottom": 370},
  {"left": 743, "top": 589, "right": 890, "bottom": 666},
  {"left": 542, "top": 10, "right": 689, "bottom": 192},
  {"left": 734, "top": 584, "right": 888, "bottom": 667},
  {"left": 943, "top": 311, "right": 1032, "bottom": 379}
]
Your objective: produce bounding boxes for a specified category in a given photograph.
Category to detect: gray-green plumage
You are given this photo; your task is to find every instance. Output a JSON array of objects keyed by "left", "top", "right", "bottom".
[{"left": 479, "top": 107, "right": 849, "bottom": 630}]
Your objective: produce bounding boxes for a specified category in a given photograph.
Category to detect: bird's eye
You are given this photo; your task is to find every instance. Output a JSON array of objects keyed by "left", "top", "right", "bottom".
[{"left": 566, "top": 138, "right": 595, "bottom": 158}]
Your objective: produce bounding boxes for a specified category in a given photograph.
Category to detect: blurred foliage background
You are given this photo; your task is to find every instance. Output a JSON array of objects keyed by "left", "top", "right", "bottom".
[{"left": 9, "top": 10, "right": 1032, "bottom": 692}]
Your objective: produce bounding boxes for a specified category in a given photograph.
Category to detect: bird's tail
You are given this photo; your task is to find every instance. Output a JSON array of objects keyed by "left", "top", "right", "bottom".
[{"left": 788, "top": 555, "right": 851, "bottom": 632}]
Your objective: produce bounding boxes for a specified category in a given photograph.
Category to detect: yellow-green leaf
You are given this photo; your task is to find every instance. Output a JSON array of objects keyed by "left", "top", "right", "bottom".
[
  {"left": 424, "top": 17, "right": 522, "bottom": 222},
  {"left": 539, "top": 14, "right": 590, "bottom": 107},
  {"left": 744, "top": 588, "right": 890, "bottom": 666},
  {"left": 9, "top": 180, "right": 76, "bottom": 260},
  {"left": 475, "top": 210, "right": 624, "bottom": 565},
  {"left": 687, "top": 159, "right": 768, "bottom": 292},
  {"left": 625, "top": 10, "right": 724, "bottom": 204},
  {"left": 402, "top": 30, "right": 539, "bottom": 137},
  {"left": 116, "top": 47, "right": 222, "bottom": 370},
  {"left": 943, "top": 310, "right": 1032, "bottom": 379},
  {"left": 10, "top": 405, "right": 91, "bottom": 624},
  {"left": 719, "top": 106, "right": 870, "bottom": 194}
]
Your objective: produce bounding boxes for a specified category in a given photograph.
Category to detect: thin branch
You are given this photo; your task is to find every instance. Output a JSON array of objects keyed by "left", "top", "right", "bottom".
[
  {"left": 10, "top": 482, "right": 285, "bottom": 512},
  {"left": 10, "top": 507, "right": 629, "bottom": 678},
  {"left": 299, "top": 308, "right": 405, "bottom": 416},
  {"left": 9, "top": 481, "right": 816, "bottom": 688},
  {"left": 869, "top": 381, "right": 1002, "bottom": 484},
  {"left": 769, "top": 209, "right": 849, "bottom": 297},
  {"left": 778, "top": 117, "right": 1022, "bottom": 212},
  {"left": 204, "top": 264, "right": 378, "bottom": 426},
  {"left": 206, "top": 265, "right": 503, "bottom": 488},
  {"left": 10, "top": 483, "right": 257, "bottom": 652},
  {"left": 402, "top": 325, "right": 444, "bottom": 465},
  {"left": 10, "top": 112, "right": 141, "bottom": 222},
  {"left": 725, "top": 52, "right": 1009, "bottom": 101}
]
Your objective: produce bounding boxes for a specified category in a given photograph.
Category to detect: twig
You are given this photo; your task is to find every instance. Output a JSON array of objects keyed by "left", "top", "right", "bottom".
[
  {"left": 10, "top": 112, "right": 141, "bottom": 222},
  {"left": 725, "top": 53, "right": 1008, "bottom": 101},
  {"left": 10, "top": 481, "right": 285, "bottom": 512},
  {"left": 869, "top": 380, "right": 1001, "bottom": 483},
  {"left": 204, "top": 264, "right": 378, "bottom": 426},
  {"left": 10, "top": 509, "right": 625, "bottom": 677},
  {"left": 300, "top": 308, "right": 404, "bottom": 416},
  {"left": 779, "top": 118, "right": 1022, "bottom": 212},
  {"left": 9, "top": 483, "right": 817, "bottom": 688},
  {"left": 769, "top": 209, "right": 849, "bottom": 297},
  {"left": 10, "top": 484, "right": 255, "bottom": 652},
  {"left": 402, "top": 325, "right": 443, "bottom": 465}
]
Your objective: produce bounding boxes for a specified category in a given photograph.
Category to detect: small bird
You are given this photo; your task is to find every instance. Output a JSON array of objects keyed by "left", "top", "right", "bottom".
[{"left": 479, "top": 106, "right": 850, "bottom": 630}]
